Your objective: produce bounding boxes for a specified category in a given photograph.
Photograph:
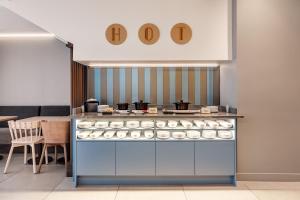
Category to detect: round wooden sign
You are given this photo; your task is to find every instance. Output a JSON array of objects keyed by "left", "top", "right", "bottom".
[
  {"left": 105, "top": 24, "right": 127, "bottom": 45},
  {"left": 171, "top": 23, "right": 192, "bottom": 45},
  {"left": 138, "top": 23, "right": 160, "bottom": 45}
]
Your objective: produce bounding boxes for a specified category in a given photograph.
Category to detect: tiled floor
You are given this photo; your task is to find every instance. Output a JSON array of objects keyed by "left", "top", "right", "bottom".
[{"left": 0, "top": 154, "right": 300, "bottom": 200}]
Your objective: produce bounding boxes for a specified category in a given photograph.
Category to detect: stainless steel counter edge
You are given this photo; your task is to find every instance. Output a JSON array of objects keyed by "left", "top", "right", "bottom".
[{"left": 72, "top": 112, "right": 244, "bottom": 119}]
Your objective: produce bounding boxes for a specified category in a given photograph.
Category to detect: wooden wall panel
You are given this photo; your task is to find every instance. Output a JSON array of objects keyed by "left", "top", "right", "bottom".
[{"left": 71, "top": 61, "right": 87, "bottom": 108}]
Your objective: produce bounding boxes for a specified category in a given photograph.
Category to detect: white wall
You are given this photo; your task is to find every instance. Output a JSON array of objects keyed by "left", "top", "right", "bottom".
[
  {"left": 0, "top": 38, "right": 70, "bottom": 105},
  {"left": 237, "top": 0, "right": 300, "bottom": 181},
  {"left": 0, "top": 0, "right": 232, "bottom": 62}
]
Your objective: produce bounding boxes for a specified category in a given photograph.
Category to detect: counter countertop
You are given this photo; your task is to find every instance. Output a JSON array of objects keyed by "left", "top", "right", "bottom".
[{"left": 73, "top": 111, "right": 243, "bottom": 119}]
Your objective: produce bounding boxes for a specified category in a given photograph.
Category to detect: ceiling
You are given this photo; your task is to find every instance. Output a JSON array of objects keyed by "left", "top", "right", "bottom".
[
  {"left": 0, "top": 5, "right": 46, "bottom": 33},
  {"left": 0, "top": 0, "right": 232, "bottom": 63}
]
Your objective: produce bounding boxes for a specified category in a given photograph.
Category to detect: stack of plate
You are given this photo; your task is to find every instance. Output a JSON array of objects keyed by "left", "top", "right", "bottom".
[
  {"left": 216, "top": 120, "right": 233, "bottom": 129},
  {"left": 204, "top": 120, "right": 219, "bottom": 129}
]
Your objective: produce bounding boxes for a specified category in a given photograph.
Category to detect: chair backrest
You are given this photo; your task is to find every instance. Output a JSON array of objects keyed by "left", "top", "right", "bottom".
[
  {"left": 41, "top": 121, "right": 70, "bottom": 144},
  {"left": 8, "top": 120, "right": 41, "bottom": 142}
]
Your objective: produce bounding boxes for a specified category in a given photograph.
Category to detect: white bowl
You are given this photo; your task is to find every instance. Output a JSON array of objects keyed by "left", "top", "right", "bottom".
[
  {"left": 218, "top": 130, "right": 233, "bottom": 139},
  {"left": 157, "top": 131, "right": 170, "bottom": 139},
  {"left": 168, "top": 120, "right": 178, "bottom": 128},
  {"left": 104, "top": 131, "right": 116, "bottom": 138},
  {"left": 110, "top": 121, "right": 124, "bottom": 128},
  {"left": 186, "top": 130, "right": 201, "bottom": 139},
  {"left": 95, "top": 121, "right": 109, "bottom": 128},
  {"left": 77, "top": 121, "right": 93, "bottom": 129},
  {"left": 193, "top": 120, "right": 205, "bottom": 128},
  {"left": 141, "top": 121, "right": 154, "bottom": 128},
  {"left": 156, "top": 120, "right": 166, "bottom": 128},
  {"left": 130, "top": 131, "right": 141, "bottom": 139},
  {"left": 144, "top": 130, "right": 154, "bottom": 139},
  {"left": 89, "top": 131, "right": 104, "bottom": 139},
  {"left": 172, "top": 131, "right": 186, "bottom": 139},
  {"left": 217, "top": 120, "right": 233, "bottom": 129},
  {"left": 117, "top": 131, "right": 128, "bottom": 138},
  {"left": 77, "top": 131, "right": 92, "bottom": 139},
  {"left": 180, "top": 120, "right": 193, "bottom": 129},
  {"left": 126, "top": 121, "right": 140, "bottom": 128},
  {"left": 202, "top": 130, "right": 217, "bottom": 139}
]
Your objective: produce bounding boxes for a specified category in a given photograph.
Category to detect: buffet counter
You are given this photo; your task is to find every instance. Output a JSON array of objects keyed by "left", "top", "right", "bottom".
[{"left": 72, "top": 112, "right": 243, "bottom": 186}]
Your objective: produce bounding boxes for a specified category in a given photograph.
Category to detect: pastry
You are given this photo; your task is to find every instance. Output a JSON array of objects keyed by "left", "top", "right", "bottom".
[
  {"left": 110, "top": 121, "right": 124, "bottom": 128},
  {"left": 156, "top": 120, "right": 166, "bottom": 128},
  {"left": 186, "top": 130, "right": 201, "bottom": 139},
  {"left": 144, "top": 130, "right": 154, "bottom": 139},
  {"left": 193, "top": 120, "right": 206, "bottom": 128},
  {"left": 202, "top": 130, "right": 217, "bottom": 139},
  {"left": 141, "top": 121, "right": 154, "bottom": 128},
  {"left": 218, "top": 130, "right": 233, "bottom": 139},
  {"left": 157, "top": 131, "right": 170, "bottom": 139},
  {"left": 117, "top": 131, "right": 128, "bottom": 138},
  {"left": 130, "top": 131, "right": 141, "bottom": 139},
  {"left": 216, "top": 120, "right": 233, "bottom": 128},
  {"left": 126, "top": 121, "right": 140, "bottom": 128},
  {"left": 180, "top": 120, "right": 193, "bottom": 128},
  {"left": 168, "top": 120, "right": 178, "bottom": 128},
  {"left": 104, "top": 131, "right": 115, "bottom": 138},
  {"left": 95, "top": 121, "right": 109, "bottom": 128},
  {"left": 172, "top": 131, "right": 186, "bottom": 139}
]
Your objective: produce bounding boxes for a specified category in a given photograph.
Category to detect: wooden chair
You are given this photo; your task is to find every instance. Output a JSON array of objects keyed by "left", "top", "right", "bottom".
[
  {"left": 4, "top": 120, "right": 43, "bottom": 174},
  {"left": 38, "top": 121, "right": 70, "bottom": 172}
]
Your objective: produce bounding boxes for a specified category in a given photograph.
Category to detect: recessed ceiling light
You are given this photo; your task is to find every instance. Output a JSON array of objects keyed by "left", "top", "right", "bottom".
[{"left": 0, "top": 33, "right": 55, "bottom": 38}]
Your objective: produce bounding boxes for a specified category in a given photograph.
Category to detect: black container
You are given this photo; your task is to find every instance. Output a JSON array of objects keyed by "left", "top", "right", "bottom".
[
  {"left": 134, "top": 100, "right": 149, "bottom": 110},
  {"left": 174, "top": 100, "right": 190, "bottom": 110},
  {"left": 84, "top": 99, "right": 99, "bottom": 112},
  {"left": 117, "top": 103, "right": 129, "bottom": 110}
]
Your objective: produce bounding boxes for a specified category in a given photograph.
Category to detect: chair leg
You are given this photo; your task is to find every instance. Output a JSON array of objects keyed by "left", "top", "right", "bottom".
[
  {"left": 45, "top": 146, "right": 48, "bottom": 165},
  {"left": 63, "top": 144, "right": 68, "bottom": 170},
  {"left": 38, "top": 144, "right": 47, "bottom": 173},
  {"left": 31, "top": 144, "right": 37, "bottom": 174},
  {"left": 24, "top": 145, "right": 27, "bottom": 165},
  {"left": 54, "top": 145, "right": 57, "bottom": 164},
  {"left": 4, "top": 145, "right": 14, "bottom": 174}
]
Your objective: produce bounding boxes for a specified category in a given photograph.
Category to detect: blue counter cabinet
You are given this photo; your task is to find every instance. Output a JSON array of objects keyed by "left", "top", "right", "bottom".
[
  {"left": 156, "top": 141, "right": 194, "bottom": 176},
  {"left": 116, "top": 141, "right": 155, "bottom": 176},
  {"left": 195, "top": 141, "right": 235, "bottom": 176},
  {"left": 77, "top": 141, "right": 116, "bottom": 176}
]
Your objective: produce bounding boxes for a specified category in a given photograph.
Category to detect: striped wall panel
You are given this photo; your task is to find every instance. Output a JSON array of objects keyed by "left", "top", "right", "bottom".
[{"left": 87, "top": 67, "right": 220, "bottom": 106}]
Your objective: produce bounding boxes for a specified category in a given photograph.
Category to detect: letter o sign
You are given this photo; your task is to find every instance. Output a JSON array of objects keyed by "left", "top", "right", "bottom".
[
  {"left": 171, "top": 23, "right": 192, "bottom": 45},
  {"left": 138, "top": 23, "right": 160, "bottom": 45},
  {"left": 105, "top": 24, "right": 127, "bottom": 45}
]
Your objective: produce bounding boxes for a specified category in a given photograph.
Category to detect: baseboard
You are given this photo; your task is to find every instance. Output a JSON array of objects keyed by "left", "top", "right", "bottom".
[{"left": 237, "top": 173, "right": 300, "bottom": 182}]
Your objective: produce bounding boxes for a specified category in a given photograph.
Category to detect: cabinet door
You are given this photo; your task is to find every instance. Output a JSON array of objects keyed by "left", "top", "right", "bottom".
[
  {"left": 195, "top": 141, "right": 235, "bottom": 176},
  {"left": 156, "top": 141, "right": 194, "bottom": 176},
  {"left": 116, "top": 142, "right": 155, "bottom": 176},
  {"left": 77, "top": 141, "right": 115, "bottom": 176}
]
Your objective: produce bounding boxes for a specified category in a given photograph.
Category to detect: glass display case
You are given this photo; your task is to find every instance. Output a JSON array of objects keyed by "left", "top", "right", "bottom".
[{"left": 75, "top": 118, "right": 236, "bottom": 141}]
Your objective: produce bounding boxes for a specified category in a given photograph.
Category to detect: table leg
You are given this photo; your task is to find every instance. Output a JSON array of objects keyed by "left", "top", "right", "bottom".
[
  {"left": 27, "top": 143, "right": 53, "bottom": 165},
  {"left": 0, "top": 155, "right": 3, "bottom": 160}
]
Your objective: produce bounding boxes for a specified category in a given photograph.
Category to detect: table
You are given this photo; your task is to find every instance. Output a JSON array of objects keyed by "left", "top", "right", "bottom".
[
  {"left": 19, "top": 116, "right": 70, "bottom": 165},
  {"left": 0, "top": 116, "right": 18, "bottom": 160}
]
